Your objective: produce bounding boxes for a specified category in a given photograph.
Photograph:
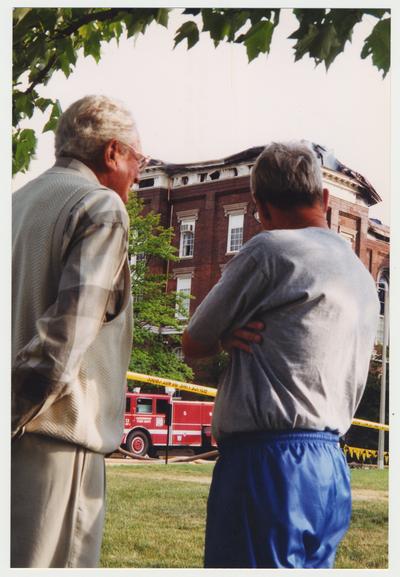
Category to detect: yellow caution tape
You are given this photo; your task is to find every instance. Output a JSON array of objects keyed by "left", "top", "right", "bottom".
[
  {"left": 343, "top": 444, "right": 389, "bottom": 465},
  {"left": 127, "top": 371, "right": 217, "bottom": 398},
  {"left": 126, "top": 372, "right": 389, "bottom": 431},
  {"left": 352, "top": 418, "right": 389, "bottom": 432}
]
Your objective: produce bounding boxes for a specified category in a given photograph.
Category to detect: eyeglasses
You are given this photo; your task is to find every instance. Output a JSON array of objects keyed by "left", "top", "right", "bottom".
[
  {"left": 119, "top": 141, "right": 151, "bottom": 171},
  {"left": 253, "top": 208, "right": 261, "bottom": 223}
]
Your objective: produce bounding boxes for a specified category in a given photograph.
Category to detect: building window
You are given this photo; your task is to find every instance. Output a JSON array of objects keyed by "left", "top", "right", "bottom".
[
  {"left": 223, "top": 203, "right": 247, "bottom": 254},
  {"left": 176, "top": 275, "right": 192, "bottom": 319},
  {"left": 173, "top": 346, "right": 184, "bottom": 360},
  {"left": 376, "top": 272, "right": 389, "bottom": 345},
  {"left": 179, "top": 220, "right": 195, "bottom": 258},
  {"left": 130, "top": 252, "right": 146, "bottom": 267},
  {"left": 138, "top": 178, "right": 155, "bottom": 189},
  {"left": 227, "top": 213, "right": 244, "bottom": 253},
  {"left": 377, "top": 280, "right": 386, "bottom": 316},
  {"left": 338, "top": 225, "right": 357, "bottom": 250}
]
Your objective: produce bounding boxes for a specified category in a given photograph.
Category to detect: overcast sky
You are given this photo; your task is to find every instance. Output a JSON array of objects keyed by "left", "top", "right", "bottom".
[{"left": 12, "top": 8, "right": 390, "bottom": 223}]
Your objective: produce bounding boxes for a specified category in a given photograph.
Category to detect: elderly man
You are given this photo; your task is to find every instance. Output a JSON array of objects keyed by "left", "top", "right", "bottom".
[
  {"left": 12, "top": 95, "right": 148, "bottom": 567},
  {"left": 182, "top": 141, "right": 379, "bottom": 568}
]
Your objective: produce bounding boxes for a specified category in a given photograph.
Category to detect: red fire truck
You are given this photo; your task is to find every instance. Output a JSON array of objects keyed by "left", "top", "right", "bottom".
[{"left": 122, "top": 392, "right": 216, "bottom": 457}]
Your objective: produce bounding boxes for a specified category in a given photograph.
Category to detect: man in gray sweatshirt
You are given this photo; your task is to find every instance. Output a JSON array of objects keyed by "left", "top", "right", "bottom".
[
  {"left": 183, "top": 141, "right": 379, "bottom": 568},
  {"left": 12, "top": 95, "right": 149, "bottom": 567}
]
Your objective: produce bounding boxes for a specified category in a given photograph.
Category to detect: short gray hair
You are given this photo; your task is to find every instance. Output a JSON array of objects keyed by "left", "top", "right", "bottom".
[
  {"left": 55, "top": 95, "right": 140, "bottom": 161},
  {"left": 250, "top": 141, "right": 323, "bottom": 209}
]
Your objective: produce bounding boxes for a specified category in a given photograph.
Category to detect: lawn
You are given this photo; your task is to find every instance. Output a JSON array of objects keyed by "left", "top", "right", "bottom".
[{"left": 100, "top": 462, "right": 388, "bottom": 569}]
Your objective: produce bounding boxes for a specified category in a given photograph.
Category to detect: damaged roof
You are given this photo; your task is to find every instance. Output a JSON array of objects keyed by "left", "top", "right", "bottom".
[
  {"left": 368, "top": 218, "right": 390, "bottom": 241},
  {"left": 147, "top": 143, "right": 381, "bottom": 207}
]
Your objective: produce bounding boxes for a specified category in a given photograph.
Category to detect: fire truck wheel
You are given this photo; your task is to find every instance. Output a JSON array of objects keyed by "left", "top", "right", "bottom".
[{"left": 126, "top": 430, "right": 150, "bottom": 457}]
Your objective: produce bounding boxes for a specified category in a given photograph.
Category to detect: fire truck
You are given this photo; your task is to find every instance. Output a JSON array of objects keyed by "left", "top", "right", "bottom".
[{"left": 122, "top": 391, "right": 216, "bottom": 457}]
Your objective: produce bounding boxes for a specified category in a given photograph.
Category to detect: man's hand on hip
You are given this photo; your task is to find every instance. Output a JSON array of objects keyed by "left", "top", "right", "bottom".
[{"left": 221, "top": 321, "right": 264, "bottom": 354}]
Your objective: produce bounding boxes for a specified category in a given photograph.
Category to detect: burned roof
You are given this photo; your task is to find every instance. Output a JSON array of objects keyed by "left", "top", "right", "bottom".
[
  {"left": 368, "top": 218, "right": 390, "bottom": 241},
  {"left": 147, "top": 142, "right": 381, "bottom": 206}
]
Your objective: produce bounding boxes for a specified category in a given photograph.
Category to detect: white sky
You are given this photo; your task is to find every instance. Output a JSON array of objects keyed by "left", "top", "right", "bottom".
[{"left": 13, "top": 8, "right": 391, "bottom": 223}]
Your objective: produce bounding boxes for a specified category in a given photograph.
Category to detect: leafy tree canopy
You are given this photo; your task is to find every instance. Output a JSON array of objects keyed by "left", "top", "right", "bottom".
[
  {"left": 12, "top": 7, "right": 390, "bottom": 175},
  {"left": 127, "top": 192, "right": 194, "bottom": 385}
]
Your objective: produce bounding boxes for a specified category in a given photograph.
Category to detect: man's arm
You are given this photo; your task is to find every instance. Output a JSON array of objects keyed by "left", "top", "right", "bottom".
[
  {"left": 181, "top": 239, "right": 269, "bottom": 361},
  {"left": 182, "top": 330, "right": 221, "bottom": 359},
  {"left": 12, "top": 190, "right": 128, "bottom": 436},
  {"left": 182, "top": 322, "right": 264, "bottom": 359}
]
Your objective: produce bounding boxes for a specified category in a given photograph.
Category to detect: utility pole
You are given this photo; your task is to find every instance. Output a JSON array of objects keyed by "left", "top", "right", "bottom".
[{"left": 377, "top": 281, "right": 389, "bottom": 470}]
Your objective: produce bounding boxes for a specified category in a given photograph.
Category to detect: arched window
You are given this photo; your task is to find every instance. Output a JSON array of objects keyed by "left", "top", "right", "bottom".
[
  {"left": 377, "top": 270, "right": 389, "bottom": 315},
  {"left": 376, "top": 269, "right": 389, "bottom": 344}
]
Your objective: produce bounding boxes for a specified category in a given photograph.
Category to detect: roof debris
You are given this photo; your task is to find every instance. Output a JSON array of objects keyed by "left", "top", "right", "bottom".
[{"left": 146, "top": 142, "right": 381, "bottom": 206}]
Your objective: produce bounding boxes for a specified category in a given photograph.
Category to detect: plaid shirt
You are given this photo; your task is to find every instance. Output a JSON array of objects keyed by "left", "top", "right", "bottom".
[{"left": 12, "top": 159, "right": 130, "bottom": 434}]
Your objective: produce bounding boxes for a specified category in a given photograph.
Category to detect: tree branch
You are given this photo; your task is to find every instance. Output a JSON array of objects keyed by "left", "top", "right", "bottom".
[
  {"left": 24, "top": 53, "right": 58, "bottom": 95},
  {"left": 53, "top": 7, "right": 127, "bottom": 40},
  {"left": 22, "top": 8, "right": 134, "bottom": 94}
]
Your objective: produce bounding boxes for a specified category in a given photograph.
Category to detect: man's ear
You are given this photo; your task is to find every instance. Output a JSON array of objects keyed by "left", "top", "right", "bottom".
[
  {"left": 322, "top": 188, "right": 329, "bottom": 212},
  {"left": 103, "top": 139, "right": 119, "bottom": 171},
  {"left": 258, "top": 200, "right": 272, "bottom": 222}
]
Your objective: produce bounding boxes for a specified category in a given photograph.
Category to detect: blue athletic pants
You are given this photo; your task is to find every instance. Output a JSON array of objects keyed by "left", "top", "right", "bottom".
[{"left": 204, "top": 430, "right": 352, "bottom": 568}]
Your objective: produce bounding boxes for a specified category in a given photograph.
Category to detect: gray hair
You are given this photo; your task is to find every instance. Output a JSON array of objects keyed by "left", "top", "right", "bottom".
[
  {"left": 250, "top": 141, "right": 323, "bottom": 209},
  {"left": 55, "top": 95, "right": 140, "bottom": 161}
]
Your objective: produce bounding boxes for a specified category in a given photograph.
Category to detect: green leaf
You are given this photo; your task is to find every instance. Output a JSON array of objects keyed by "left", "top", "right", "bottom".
[
  {"left": 83, "top": 28, "right": 102, "bottom": 63},
  {"left": 12, "top": 128, "right": 37, "bottom": 175},
  {"left": 201, "top": 10, "right": 230, "bottom": 45},
  {"left": 312, "top": 24, "right": 342, "bottom": 69},
  {"left": 35, "top": 97, "right": 55, "bottom": 113},
  {"left": 290, "top": 23, "right": 320, "bottom": 61},
  {"left": 13, "top": 8, "right": 32, "bottom": 25},
  {"left": 330, "top": 9, "right": 364, "bottom": 41},
  {"left": 58, "top": 37, "right": 78, "bottom": 68},
  {"left": 174, "top": 21, "right": 200, "bottom": 49},
  {"left": 248, "top": 9, "right": 273, "bottom": 26},
  {"left": 13, "top": 91, "right": 35, "bottom": 121},
  {"left": 361, "top": 18, "right": 390, "bottom": 77},
  {"left": 123, "top": 13, "right": 147, "bottom": 39},
  {"left": 228, "top": 10, "right": 251, "bottom": 40},
  {"left": 42, "top": 100, "right": 62, "bottom": 133},
  {"left": 155, "top": 8, "right": 170, "bottom": 28},
  {"left": 58, "top": 53, "right": 72, "bottom": 77},
  {"left": 290, "top": 8, "right": 327, "bottom": 35},
  {"left": 108, "top": 20, "right": 124, "bottom": 42},
  {"left": 240, "top": 20, "right": 275, "bottom": 62}
]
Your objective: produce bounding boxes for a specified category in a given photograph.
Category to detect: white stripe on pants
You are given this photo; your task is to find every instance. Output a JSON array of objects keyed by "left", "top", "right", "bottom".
[{"left": 11, "top": 433, "right": 106, "bottom": 568}]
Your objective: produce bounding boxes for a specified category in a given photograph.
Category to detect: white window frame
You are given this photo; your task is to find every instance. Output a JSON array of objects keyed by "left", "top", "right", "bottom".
[
  {"left": 223, "top": 203, "right": 247, "bottom": 255},
  {"left": 376, "top": 274, "right": 389, "bottom": 345},
  {"left": 227, "top": 212, "right": 244, "bottom": 254},
  {"left": 338, "top": 225, "right": 357, "bottom": 248},
  {"left": 175, "top": 274, "right": 192, "bottom": 320},
  {"left": 179, "top": 219, "right": 196, "bottom": 258}
]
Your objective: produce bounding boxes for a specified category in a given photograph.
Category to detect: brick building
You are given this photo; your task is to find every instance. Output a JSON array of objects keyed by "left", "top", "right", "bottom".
[{"left": 136, "top": 143, "right": 389, "bottom": 344}]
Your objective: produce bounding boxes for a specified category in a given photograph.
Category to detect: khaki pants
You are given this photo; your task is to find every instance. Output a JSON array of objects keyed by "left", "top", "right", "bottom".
[{"left": 11, "top": 433, "right": 106, "bottom": 568}]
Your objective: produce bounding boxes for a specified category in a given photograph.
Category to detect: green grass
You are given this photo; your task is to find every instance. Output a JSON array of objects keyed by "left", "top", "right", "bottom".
[
  {"left": 101, "top": 464, "right": 212, "bottom": 567},
  {"left": 335, "top": 467, "right": 388, "bottom": 568},
  {"left": 350, "top": 467, "right": 388, "bottom": 491},
  {"left": 101, "top": 463, "right": 388, "bottom": 569}
]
